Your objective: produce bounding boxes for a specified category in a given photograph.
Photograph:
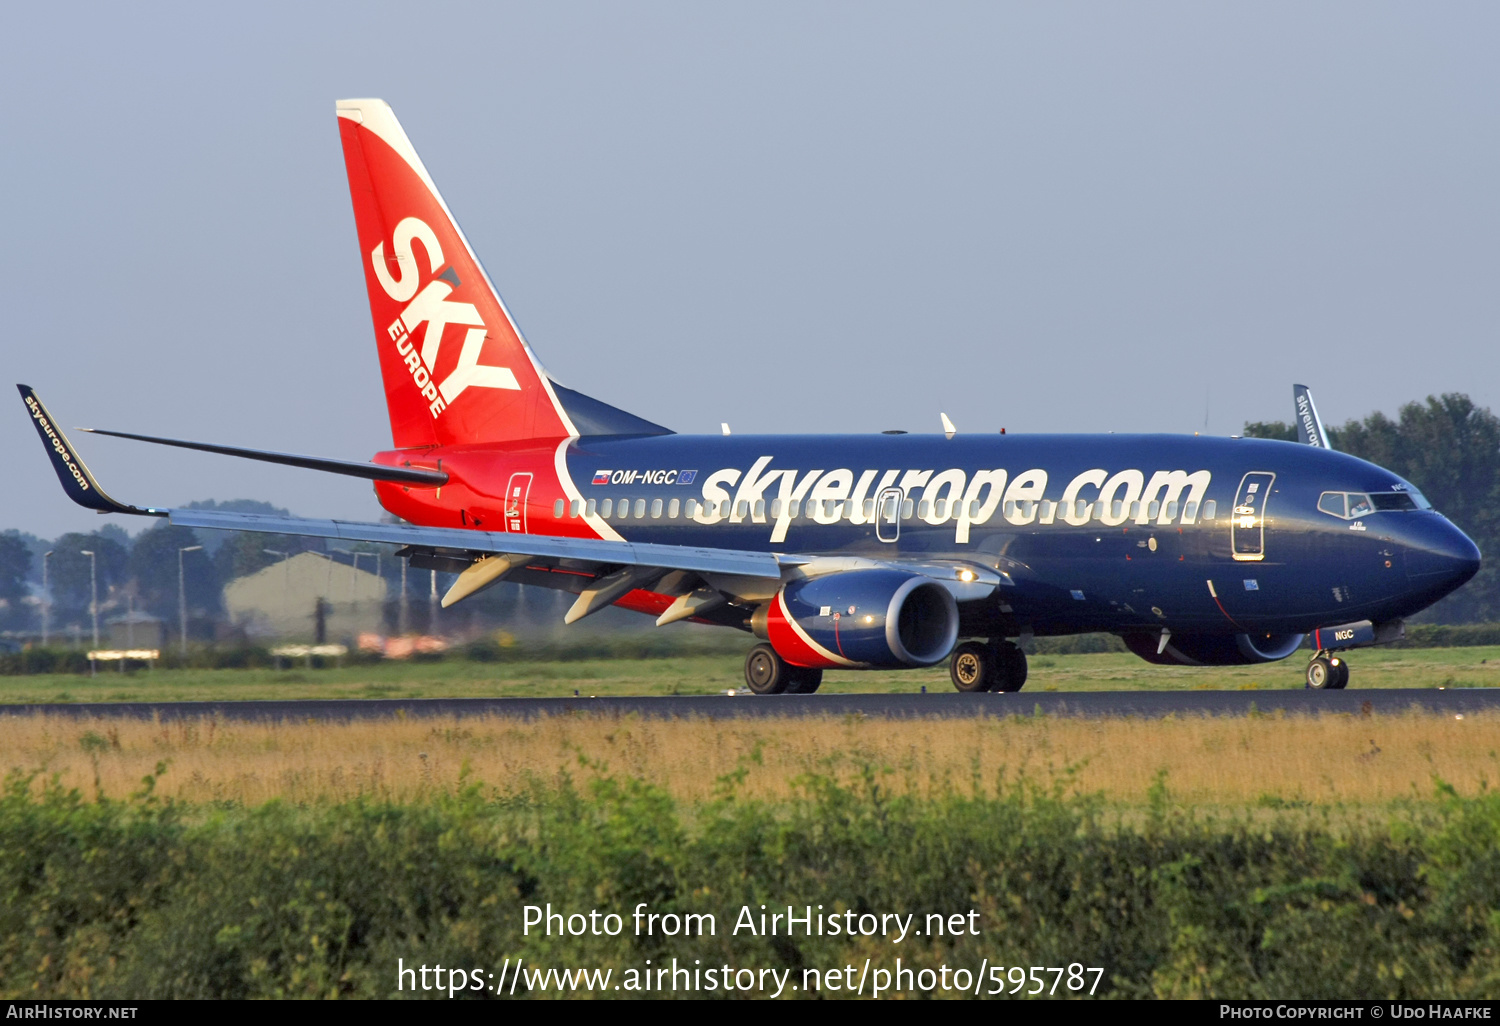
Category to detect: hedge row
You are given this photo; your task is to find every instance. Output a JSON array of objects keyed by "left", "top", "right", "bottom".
[
  {"left": 3, "top": 765, "right": 1499, "bottom": 999},
  {"left": 2, "top": 624, "right": 1498, "bottom": 675}
]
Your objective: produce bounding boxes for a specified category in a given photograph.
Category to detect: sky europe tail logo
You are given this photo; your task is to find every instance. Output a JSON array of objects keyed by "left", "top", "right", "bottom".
[{"left": 373, "top": 215, "right": 521, "bottom": 419}]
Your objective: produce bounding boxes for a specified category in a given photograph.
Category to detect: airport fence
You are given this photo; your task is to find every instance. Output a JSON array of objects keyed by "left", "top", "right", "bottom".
[{"left": 1, "top": 761, "right": 1498, "bottom": 999}]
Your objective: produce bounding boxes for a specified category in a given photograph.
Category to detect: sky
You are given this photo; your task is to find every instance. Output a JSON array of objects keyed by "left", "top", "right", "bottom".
[{"left": 3, "top": 2, "right": 1497, "bottom": 540}]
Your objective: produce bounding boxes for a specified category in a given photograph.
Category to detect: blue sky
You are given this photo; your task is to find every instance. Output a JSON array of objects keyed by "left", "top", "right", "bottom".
[{"left": 4, "top": 2, "right": 1496, "bottom": 538}]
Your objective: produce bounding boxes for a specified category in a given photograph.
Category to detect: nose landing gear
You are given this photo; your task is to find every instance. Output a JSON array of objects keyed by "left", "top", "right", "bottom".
[
  {"left": 1305, "top": 652, "right": 1350, "bottom": 690},
  {"left": 949, "top": 639, "right": 1028, "bottom": 693}
]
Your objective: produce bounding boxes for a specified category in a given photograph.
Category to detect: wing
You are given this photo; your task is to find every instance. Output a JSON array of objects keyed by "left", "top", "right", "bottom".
[
  {"left": 19, "top": 384, "right": 784, "bottom": 618},
  {"left": 20, "top": 385, "right": 998, "bottom": 623}
]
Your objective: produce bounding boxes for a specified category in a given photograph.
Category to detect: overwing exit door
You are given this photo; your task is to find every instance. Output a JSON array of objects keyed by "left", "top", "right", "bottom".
[
  {"left": 505, "top": 472, "right": 533, "bottom": 533},
  {"left": 1231, "top": 472, "right": 1275, "bottom": 561},
  {"left": 876, "top": 487, "right": 902, "bottom": 543}
]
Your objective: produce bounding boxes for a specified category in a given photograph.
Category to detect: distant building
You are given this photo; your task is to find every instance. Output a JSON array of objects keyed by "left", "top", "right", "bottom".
[
  {"left": 223, "top": 552, "right": 387, "bottom": 641},
  {"left": 107, "top": 611, "right": 165, "bottom": 649}
]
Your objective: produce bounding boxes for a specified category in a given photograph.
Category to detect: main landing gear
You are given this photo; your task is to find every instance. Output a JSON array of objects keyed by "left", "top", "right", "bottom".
[
  {"left": 949, "top": 639, "right": 1027, "bottom": 693},
  {"left": 743, "top": 643, "right": 823, "bottom": 695},
  {"left": 1305, "top": 651, "right": 1350, "bottom": 690}
]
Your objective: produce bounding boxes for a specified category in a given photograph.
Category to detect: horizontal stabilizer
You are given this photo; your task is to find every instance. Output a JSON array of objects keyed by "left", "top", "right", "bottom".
[{"left": 78, "top": 427, "right": 448, "bottom": 485}]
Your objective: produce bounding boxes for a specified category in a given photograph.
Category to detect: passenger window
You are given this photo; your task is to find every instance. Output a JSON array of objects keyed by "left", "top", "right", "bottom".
[
  {"left": 634, "top": 499, "right": 647, "bottom": 518},
  {"left": 684, "top": 498, "right": 698, "bottom": 518},
  {"left": 1148, "top": 500, "right": 1160, "bottom": 519},
  {"left": 650, "top": 498, "right": 663, "bottom": 519},
  {"left": 864, "top": 498, "right": 875, "bottom": 518},
  {"left": 1318, "top": 492, "right": 1346, "bottom": 518},
  {"left": 1075, "top": 499, "right": 1089, "bottom": 519},
  {"left": 1202, "top": 500, "right": 1216, "bottom": 520},
  {"left": 902, "top": 498, "right": 914, "bottom": 519},
  {"left": 586, "top": 498, "right": 597, "bottom": 518},
  {"left": 1003, "top": 500, "right": 1015, "bottom": 519},
  {"left": 569, "top": 499, "right": 581, "bottom": 518},
  {"left": 600, "top": 499, "right": 613, "bottom": 517},
  {"left": 789, "top": 500, "right": 801, "bottom": 519},
  {"left": 918, "top": 500, "right": 931, "bottom": 519},
  {"left": 1111, "top": 500, "right": 1123, "bottom": 520},
  {"left": 1020, "top": 500, "right": 1034, "bottom": 519},
  {"left": 735, "top": 501, "right": 748, "bottom": 519},
  {"left": 1348, "top": 494, "right": 1373, "bottom": 518},
  {"left": 1183, "top": 500, "right": 1198, "bottom": 521},
  {"left": 934, "top": 499, "right": 947, "bottom": 519},
  {"left": 1039, "top": 499, "right": 1053, "bottom": 521},
  {"left": 753, "top": 499, "right": 765, "bottom": 519},
  {"left": 1165, "top": 501, "right": 1178, "bottom": 522},
  {"left": 668, "top": 498, "right": 680, "bottom": 519},
  {"left": 1129, "top": 501, "right": 1140, "bottom": 519},
  {"left": 553, "top": 498, "right": 564, "bottom": 518},
  {"left": 720, "top": 500, "right": 731, "bottom": 517},
  {"left": 618, "top": 499, "right": 631, "bottom": 519},
  {"left": 770, "top": 498, "right": 782, "bottom": 519},
  {"left": 970, "top": 500, "right": 981, "bottom": 519}
]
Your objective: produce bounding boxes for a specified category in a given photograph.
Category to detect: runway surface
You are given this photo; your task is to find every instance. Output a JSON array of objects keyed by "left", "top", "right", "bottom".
[{"left": 2, "top": 688, "right": 1497, "bottom": 722}]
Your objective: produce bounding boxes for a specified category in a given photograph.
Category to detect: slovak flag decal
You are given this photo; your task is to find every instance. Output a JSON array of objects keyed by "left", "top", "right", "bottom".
[{"left": 592, "top": 470, "right": 612, "bottom": 485}]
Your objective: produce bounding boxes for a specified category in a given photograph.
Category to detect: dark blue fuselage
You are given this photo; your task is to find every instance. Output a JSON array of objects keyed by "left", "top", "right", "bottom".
[{"left": 556, "top": 432, "right": 1480, "bottom": 641}]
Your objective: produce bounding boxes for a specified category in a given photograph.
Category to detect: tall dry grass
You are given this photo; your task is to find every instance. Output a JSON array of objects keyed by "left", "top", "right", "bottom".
[{"left": 4, "top": 710, "right": 1496, "bottom": 807}]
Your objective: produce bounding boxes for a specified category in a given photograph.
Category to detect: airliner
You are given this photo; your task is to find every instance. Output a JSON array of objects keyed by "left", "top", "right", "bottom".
[{"left": 19, "top": 99, "right": 1480, "bottom": 694}]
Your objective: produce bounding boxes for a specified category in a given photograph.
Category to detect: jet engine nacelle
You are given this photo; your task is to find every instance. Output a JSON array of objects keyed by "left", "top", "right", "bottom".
[
  {"left": 755, "top": 569, "right": 959, "bottom": 669},
  {"left": 1122, "top": 631, "right": 1308, "bottom": 666}
]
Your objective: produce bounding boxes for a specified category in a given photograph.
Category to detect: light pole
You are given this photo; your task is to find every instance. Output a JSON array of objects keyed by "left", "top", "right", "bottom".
[
  {"left": 429, "top": 569, "right": 438, "bottom": 635},
  {"left": 399, "top": 558, "right": 409, "bottom": 635},
  {"left": 41, "top": 550, "right": 52, "bottom": 646},
  {"left": 178, "top": 545, "right": 202, "bottom": 657},
  {"left": 79, "top": 550, "right": 98, "bottom": 648}
]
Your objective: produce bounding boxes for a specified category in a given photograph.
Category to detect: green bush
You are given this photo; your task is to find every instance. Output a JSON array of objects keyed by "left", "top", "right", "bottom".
[
  {"left": 3, "top": 761, "right": 1500, "bottom": 999},
  {"left": 1396, "top": 623, "right": 1500, "bottom": 648}
]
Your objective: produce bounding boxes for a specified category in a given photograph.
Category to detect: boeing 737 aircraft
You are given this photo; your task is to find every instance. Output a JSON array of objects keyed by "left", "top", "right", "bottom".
[{"left": 19, "top": 99, "right": 1481, "bottom": 694}]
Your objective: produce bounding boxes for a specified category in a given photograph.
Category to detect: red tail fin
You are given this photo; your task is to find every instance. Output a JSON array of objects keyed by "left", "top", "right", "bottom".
[{"left": 336, "top": 99, "right": 577, "bottom": 449}]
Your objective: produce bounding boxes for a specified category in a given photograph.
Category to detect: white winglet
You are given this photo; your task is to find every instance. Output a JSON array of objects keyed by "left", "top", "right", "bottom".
[{"left": 940, "top": 412, "right": 957, "bottom": 439}]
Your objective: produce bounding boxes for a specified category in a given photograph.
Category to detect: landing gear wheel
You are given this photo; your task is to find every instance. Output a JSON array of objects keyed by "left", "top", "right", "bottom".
[
  {"left": 1330, "top": 658, "right": 1350, "bottom": 690},
  {"left": 1306, "top": 656, "right": 1335, "bottom": 690},
  {"left": 785, "top": 666, "right": 824, "bottom": 694},
  {"left": 993, "top": 641, "right": 1028, "bottom": 693},
  {"left": 950, "top": 642, "right": 993, "bottom": 692},
  {"left": 745, "top": 643, "right": 791, "bottom": 694}
]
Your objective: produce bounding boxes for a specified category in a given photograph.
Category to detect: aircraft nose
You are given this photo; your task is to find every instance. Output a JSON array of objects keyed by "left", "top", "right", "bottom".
[{"left": 1405, "top": 515, "right": 1482, "bottom": 589}]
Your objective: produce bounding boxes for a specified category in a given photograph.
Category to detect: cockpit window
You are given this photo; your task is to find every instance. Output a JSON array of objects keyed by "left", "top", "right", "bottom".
[
  {"left": 1369, "top": 492, "right": 1418, "bottom": 512},
  {"left": 1318, "top": 489, "right": 1427, "bottom": 519}
]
